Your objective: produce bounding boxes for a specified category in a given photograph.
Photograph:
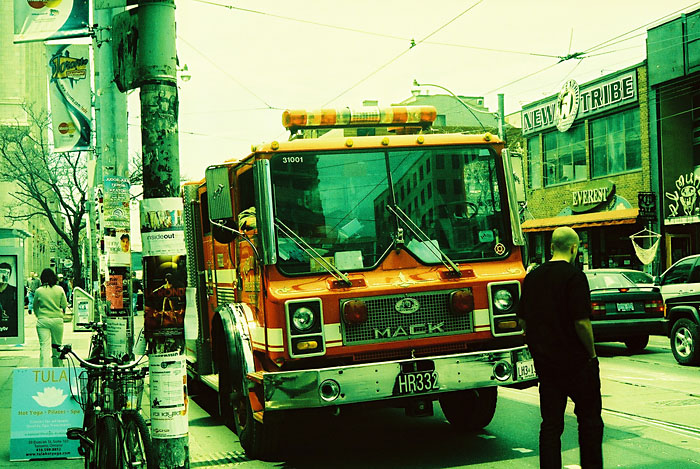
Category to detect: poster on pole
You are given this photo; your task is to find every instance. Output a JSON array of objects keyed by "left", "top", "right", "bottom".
[
  {"left": 47, "top": 44, "right": 91, "bottom": 152},
  {"left": 143, "top": 255, "right": 186, "bottom": 333},
  {"left": 149, "top": 352, "right": 187, "bottom": 438},
  {"left": 14, "top": 0, "right": 89, "bottom": 43},
  {"left": 140, "top": 197, "right": 185, "bottom": 256},
  {"left": 103, "top": 176, "right": 131, "bottom": 230},
  {"left": 10, "top": 368, "right": 82, "bottom": 460}
]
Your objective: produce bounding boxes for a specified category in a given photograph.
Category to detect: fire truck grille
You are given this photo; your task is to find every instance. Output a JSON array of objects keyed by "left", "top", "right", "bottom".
[{"left": 341, "top": 291, "right": 473, "bottom": 345}]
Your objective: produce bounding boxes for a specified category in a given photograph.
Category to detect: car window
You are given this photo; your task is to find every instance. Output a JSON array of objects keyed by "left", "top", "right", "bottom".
[
  {"left": 689, "top": 264, "right": 700, "bottom": 283},
  {"left": 623, "top": 271, "right": 654, "bottom": 284},
  {"left": 663, "top": 257, "right": 697, "bottom": 285},
  {"left": 586, "top": 273, "right": 634, "bottom": 290}
]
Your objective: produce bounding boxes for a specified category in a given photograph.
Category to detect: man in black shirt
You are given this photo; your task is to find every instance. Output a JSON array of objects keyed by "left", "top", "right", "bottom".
[{"left": 517, "top": 226, "right": 603, "bottom": 469}]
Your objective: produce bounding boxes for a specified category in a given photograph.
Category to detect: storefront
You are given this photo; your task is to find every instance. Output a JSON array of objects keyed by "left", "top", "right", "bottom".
[
  {"left": 520, "top": 63, "right": 651, "bottom": 271},
  {"left": 647, "top": 7, "right": 700, "bottom": 269}
]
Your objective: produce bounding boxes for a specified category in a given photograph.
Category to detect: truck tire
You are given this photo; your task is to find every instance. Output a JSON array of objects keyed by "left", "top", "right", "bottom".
[
  {"left": 439, "top": 387, "right": 498, "bottom": 431},
  {"left": 624, "top": 335, "right": 649, "bottom": 353},
  {"left": 231, "top": 354, "right": 283, "bottom": 460},
  {"left": 671, "top": 318, "right": 700, "bottom": 365}
]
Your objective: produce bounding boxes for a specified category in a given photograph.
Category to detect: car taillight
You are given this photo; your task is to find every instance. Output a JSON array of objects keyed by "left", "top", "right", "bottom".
[
  {"left": 342, "top": 300, "right": 368, "bottom": 324},
  {"left": 644, "top": 299, "right": 664, "bottom": 315},
  {"left": 450, "top": 288, "right": 474, "bottom": 315},
  {"left": 618, "top": 288, "right": 629, "bottom": 293},
  {"left": 591, "top": 301, "right": 606, "bottom": 316}
]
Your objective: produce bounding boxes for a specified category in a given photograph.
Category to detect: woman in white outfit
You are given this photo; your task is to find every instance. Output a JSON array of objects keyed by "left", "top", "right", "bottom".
[{"left": 34, "top": 268, "right": 67, "bottom": 367}]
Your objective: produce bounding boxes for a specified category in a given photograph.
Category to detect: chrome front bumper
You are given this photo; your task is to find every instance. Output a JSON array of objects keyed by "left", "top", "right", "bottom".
[{"left": 262, "top": 346, "right": 536, "bottom": 410}]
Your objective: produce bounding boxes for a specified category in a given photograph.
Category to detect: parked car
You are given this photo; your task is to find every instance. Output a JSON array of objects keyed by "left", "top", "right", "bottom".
[
  {"left": 584, "top": 270, "right": 667, "bottom": 352},
  {"left": 665, "top": 294, "right": 700, "bottom": 365},
  {"left": 657, "top": 254, "right": 700, "bottom": 302},
  {"left": 588, "top": 268, "right": 655, "bottom": 288}
]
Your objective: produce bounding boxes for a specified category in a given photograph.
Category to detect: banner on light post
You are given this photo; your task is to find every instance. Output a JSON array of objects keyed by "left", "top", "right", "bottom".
[
  {"left": 14, "top": 0, "right": 89, "bottom": 43},
  {"left": 47, "top": 44, "right": 91, "bottom": 152}
]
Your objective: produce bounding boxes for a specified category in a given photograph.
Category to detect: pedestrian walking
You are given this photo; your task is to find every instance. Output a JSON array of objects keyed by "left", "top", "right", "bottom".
[
  {"left": 27, "top": 272, "right": 39, "bottom": 313},
  {"left": 516, "top": 226, "right": 603, "bottom": 469},
  {"left": 58, "top": 274, "right": 71, "bottom": 304},
  {"left": 34, "top": 268, "right": 68, "bottom": 367}
]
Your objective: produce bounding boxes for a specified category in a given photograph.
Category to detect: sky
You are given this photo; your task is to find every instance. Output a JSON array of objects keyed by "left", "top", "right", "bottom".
[{"left": 127, "top": 0, "right": 700, "bottom": 181}]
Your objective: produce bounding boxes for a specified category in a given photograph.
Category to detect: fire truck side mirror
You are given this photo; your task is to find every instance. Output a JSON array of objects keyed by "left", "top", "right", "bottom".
[
  {"left": 501, "top": 149, "right": 525, "bottom": 247},
  {"left": 254, "top": 160, "right": 278, "bottom": 266},
  {"left": 205, "top": 166, "right": 234, "bottom": 222}
]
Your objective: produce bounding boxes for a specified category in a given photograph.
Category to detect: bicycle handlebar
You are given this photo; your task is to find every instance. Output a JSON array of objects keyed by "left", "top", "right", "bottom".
[{"left": 53, "top": 344, "right": 146, "bottom": 371}]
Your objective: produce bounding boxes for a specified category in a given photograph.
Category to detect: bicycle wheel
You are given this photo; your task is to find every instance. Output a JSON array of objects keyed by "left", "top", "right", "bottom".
[
  {"left": 122, "top": 410, "right": 154, "bottom": 469},
  {"left": 82, "top": 407, "right": 96, "bottom": 469},
  {"left": 95, "top": 415, "right": 120, "bottom": 469}
]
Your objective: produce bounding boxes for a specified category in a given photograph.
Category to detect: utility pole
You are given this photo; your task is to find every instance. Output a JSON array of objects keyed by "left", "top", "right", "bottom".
[
  {"left": 137, "top": 0, "right": 188, "bottom": 466},
  {"left": 498, "top": 93, "right": 505, "bottom": 142},
  {"left": 93, "top": 6, "right": 135, "bottom": 359}
]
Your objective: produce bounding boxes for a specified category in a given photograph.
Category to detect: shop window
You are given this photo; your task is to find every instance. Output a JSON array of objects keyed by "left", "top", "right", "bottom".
[
  {"left": 543, "top": 124, "right": 586, "bottom": 186},
  {"left": 591, "top": 107, "right": 641, "bottom": 178},
  {"left": 527, "top": 136, "right": 542, "bottom": 190}
]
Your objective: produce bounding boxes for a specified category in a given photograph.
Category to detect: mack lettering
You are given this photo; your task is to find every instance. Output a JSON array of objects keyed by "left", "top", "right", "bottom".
[{"left": 374, "top": 322, "right": 446, "bottom": 339}]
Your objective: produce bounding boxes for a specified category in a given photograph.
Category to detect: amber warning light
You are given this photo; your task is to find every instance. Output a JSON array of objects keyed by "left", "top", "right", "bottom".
[{"left": 282, "top": 106, "right": 437, "bottom": 132}]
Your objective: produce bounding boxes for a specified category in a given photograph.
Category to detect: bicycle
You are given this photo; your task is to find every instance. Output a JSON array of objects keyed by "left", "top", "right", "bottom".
[{"left": 55, "top": 330, "right": 154, "bottom": 469}]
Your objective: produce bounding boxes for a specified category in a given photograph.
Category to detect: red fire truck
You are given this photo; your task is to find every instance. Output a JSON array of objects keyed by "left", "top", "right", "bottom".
[{"left": 183, "top": 105, "right": 536, "bottom": 459}]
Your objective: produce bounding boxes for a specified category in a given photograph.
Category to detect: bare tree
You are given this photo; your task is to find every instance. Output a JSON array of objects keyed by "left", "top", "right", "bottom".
[{"left": 0, "top": 105, "right": 88, "bottom": 288}]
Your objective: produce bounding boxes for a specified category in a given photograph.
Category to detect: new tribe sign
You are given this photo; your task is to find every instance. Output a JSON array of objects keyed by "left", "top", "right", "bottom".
[{"left": 521, "top": 69, "right": 638, "bottom": 136}]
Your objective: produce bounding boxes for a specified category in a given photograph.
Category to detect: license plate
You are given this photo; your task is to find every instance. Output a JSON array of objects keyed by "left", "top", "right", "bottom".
[
  {"left": 617, "top": 302, "right": 634, "bottom": 312},
  {"left": 394, "top": 370, "right": 439, "bottom": 395},
  {"left": 516, "top": 359, "right": 537, "bottom": 380}
]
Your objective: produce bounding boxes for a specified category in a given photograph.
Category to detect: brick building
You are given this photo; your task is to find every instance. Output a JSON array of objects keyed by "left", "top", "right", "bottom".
[
  {"left": 519, "top": 63, "right": 651, "bottom": 271},
  {"left": 647, "top": 7, "right": 700, "bottom": 270}
]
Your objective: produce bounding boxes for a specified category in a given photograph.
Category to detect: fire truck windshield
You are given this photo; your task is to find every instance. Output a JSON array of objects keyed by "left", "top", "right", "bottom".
[{"left": 269, "top": 146, "right": 510, "bottom": 275}]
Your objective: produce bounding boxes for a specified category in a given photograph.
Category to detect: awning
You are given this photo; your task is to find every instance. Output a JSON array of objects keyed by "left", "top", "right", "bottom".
[{"left": 521, "top": 208, "right": 639, "bottom": 232}]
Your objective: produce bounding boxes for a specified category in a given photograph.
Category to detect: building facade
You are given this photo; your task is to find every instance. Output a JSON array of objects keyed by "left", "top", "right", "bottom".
[
  {"left": 647, "top": 7, "right": 700, "bottom": 270},
  {"left": 0, "top": 0, "right": 58, "bottom": 279},
  {"left": 520, "top": 63, "right": 651, "bottom": 271}
]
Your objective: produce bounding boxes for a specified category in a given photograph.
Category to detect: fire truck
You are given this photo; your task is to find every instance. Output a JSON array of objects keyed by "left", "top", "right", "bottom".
[{"left": 182, "top": 105, "right": 537, "bottom": 459}]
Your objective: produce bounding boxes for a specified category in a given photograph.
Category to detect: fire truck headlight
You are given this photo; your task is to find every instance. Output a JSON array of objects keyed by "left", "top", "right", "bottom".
[
  {"left": 493, "top": 289, "right": 513, "bottom": 312},
  {"left": 292, "top": 306, "right": 315, "bottom": 332}
]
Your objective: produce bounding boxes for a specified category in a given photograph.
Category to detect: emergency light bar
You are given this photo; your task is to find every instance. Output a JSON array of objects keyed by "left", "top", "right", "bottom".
[{"left": 282, "top": 106, "right": 437, "bottom": 132}]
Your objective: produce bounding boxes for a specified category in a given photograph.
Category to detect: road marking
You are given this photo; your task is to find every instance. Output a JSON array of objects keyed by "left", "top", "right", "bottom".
[
  {"left": 477, "top": 433, "right": 497, "bottom": 439},
  {"left": 564, "top": 465, "right": 582, "bottom": 468},
  {"left": 603, "top": 408, "right": 700, "bottom": 440},
  {"left": 512, "top": 447, "right": 534, "bottom": 453},
  {"left": 191, "top": 451, "right": 249, "bottom": 466}
]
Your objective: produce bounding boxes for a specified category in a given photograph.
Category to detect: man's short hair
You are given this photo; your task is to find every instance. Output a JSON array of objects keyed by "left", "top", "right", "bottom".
[
  {"left": 120, "top": 233, "right": 130, "bottom": 241},
  {"left": 551, "top": 226, "right": 579, "bottom": 254},
  {"left": 0, "top": 262, "right": 12, "bottom": 273}
]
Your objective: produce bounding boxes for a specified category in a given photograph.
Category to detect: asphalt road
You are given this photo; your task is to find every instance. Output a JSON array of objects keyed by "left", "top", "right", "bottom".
[{"left": 189, "top": 336, "right": 700, "bottom": 469}]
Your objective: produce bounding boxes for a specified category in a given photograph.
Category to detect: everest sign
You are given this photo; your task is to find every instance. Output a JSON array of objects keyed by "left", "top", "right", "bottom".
[{"left": 10, "top": 368, "right": 82, "bottom": 461}]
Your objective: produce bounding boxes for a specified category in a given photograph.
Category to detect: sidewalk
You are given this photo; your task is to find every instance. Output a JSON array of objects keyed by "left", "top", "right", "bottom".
[{"left": 0, "top": 311, "right": 238, "bottom": 468}]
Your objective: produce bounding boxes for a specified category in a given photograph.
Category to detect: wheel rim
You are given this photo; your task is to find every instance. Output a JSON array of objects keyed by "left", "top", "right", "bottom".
[
  {"left": 233, "top": 378, "right": 249, "bottom": 432},
  {"left": 124, "top": 422, "right": 145, "bottom": 465},
  {"left": 674, "top": 326, "right": 694, "bottom": 358}
]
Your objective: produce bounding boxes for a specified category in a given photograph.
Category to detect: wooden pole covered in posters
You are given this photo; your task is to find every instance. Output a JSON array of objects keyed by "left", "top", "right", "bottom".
[{"left": 137, "top": 0, "right": 189, "bottom": 466}]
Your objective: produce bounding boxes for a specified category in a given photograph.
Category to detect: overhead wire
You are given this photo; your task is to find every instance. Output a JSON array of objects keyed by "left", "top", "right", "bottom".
[
  {"left": 177, "top": 35, "right": 281, "bottom": 110},
  {"left": 321, "top": 0, "right": 485, "bottom": 107},
  {"left": 184, "top": 0, "right": 564, "bottom": 59}
]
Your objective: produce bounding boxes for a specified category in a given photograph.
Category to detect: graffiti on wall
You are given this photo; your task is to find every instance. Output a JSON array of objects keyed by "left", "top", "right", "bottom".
[{"left": 665, "top": 173, "right": 700, "bottom": 217}]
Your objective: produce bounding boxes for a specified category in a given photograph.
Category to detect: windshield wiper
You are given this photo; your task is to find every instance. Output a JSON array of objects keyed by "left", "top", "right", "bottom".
[
  {"left": 275, "top": 219, "right": 352, "bottom": 286},
  {"left": 385, "top": 204, "right": 461, "bottom": 277}
]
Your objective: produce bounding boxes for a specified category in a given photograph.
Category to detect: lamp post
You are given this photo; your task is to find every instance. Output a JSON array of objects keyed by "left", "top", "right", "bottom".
[{"left": 412, "top": 79, "right": 488, "bottom": 132}]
